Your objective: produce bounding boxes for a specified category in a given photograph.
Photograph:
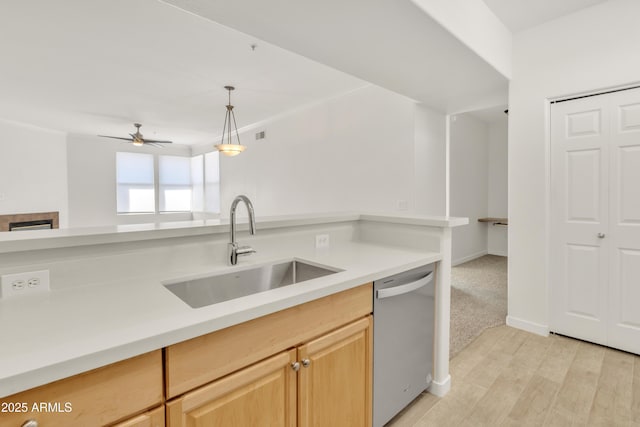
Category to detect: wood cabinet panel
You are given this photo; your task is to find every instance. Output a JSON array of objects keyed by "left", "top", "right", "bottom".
[
  {"left": 0, "top": 350, "right": 163, "bottom": 427},
  {"left": 165, "top": 283, "right": 372, "bottom": 398},
  {"left": 298, "top": 316, "right": 373, "bottom": 427},
  {"left": 166, "top": 349, "right": 297, "bottom": 427},
  {"left": 112, "top": 406, "right": 165, "bottom": 427}
]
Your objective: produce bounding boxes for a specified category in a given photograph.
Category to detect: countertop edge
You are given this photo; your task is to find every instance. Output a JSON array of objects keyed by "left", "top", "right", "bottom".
[{"left": 0, "top": 212, "right": 467, "bottom": 254}]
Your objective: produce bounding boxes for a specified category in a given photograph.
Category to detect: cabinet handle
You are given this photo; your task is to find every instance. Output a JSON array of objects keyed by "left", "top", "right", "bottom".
[
  {"left": 291, "top": 361, "right": 300, "bottom": 371},
  {"left": 598, "top": 233, "right": 605, "bottom": 238},
  {"left": 301, "top": 358, "right": 311, "bottom": 368},
  {"left": 22, "top": 421, "right": 38, "bottom": 427}
]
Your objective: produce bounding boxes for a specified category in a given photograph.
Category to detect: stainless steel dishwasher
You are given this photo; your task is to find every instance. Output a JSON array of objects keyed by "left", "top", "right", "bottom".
[{"left": 373, "top": 264, "right": 435, "bottom": 427}]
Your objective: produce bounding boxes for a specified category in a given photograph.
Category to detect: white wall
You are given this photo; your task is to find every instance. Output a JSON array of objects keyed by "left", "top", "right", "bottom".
[
  {"left": 508, "top": 0, "right": 640, "bottom": 332},
  {"left": 487, "top": 119, "right": 508, "bottom": 256},
  {"left": 450, "top": 114, "right": 489, "bottom": 264},
  {"left": 0, "top": 119, "right": 69, "bottom": 226},
  {"left": 415, "top": 104, "right": 447, "bottom": 216},
  {"left": 2, "top": 84, "right": 446, "bottom": 229},
  {"left": 218, "top": 85, "right": 447, "bottom": 218},
  {"left": 66, "top": 135, "right": 192, "bottom": 227}
]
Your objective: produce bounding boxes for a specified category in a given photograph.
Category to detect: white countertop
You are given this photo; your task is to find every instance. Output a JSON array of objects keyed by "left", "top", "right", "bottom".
[
  {"left": 0, "top": 240, "right": 441, "bottom": 398},
  {"left": 0, "top": 212, "right": 467, "bottom": 254},
  {"left": 0, "top": 212, "right": 469, "bottom": 398}
]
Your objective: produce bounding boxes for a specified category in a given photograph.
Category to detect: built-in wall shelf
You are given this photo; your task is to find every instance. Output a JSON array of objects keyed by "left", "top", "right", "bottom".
[{"left": 478, "top": 217, "right": 508, "bottom": 226}]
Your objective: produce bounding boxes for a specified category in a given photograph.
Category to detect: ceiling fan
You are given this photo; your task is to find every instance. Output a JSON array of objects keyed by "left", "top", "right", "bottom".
[{"left": 98, "top": 123, "right": 173, "bottom": 147}]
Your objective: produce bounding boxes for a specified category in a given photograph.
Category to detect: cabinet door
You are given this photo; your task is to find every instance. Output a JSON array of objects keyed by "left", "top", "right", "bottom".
[
  {"left": 298, "top": 316, "right": 372, "bottom": 427},
  {"left": 113, "top": 406, "right": 164, "bottom": 427},
  {"left": 166, "top": 349, "right": 297, "bottom": 427}
]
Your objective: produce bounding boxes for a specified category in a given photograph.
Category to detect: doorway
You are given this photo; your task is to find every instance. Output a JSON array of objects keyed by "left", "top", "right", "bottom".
[{"left": 448, "top": 105, "right": 508, "bottom": 356}]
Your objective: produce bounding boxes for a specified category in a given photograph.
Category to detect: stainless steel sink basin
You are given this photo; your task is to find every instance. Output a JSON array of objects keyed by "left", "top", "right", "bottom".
[{"left": 163, "top": 259, "right": 342, "bottom": 308}]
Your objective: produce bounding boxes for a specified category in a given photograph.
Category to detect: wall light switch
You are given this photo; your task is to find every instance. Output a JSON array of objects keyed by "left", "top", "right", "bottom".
[
  {"left": 1, "top": 270, "right": 50, "bottom": 299},
  {"left": 315, "top": 234, "right": 330, "bottom": 249}
]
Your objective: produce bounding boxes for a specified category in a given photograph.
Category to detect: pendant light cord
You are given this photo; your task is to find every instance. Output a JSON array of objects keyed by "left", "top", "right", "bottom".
[{"left": 219, "top": 86, "right": 241, "bottom": 146}]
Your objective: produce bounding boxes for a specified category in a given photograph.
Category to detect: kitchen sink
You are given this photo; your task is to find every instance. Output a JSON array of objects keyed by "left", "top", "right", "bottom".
[{"left": 163, "top": 259, "right": 342, "bottom": 308}]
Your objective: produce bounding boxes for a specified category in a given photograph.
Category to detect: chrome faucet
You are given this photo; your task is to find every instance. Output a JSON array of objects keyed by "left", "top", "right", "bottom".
[{"left": 228, "top": 195, "right": 257, "bottom": 265}]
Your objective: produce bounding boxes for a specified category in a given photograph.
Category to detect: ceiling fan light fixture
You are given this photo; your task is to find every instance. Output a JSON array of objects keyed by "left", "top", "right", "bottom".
[{"left": 215, "top": 86, "right": 246, "bottom": 156}]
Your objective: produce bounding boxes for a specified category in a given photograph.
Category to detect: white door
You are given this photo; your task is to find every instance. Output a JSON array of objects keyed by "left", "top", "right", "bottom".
[
  {"left": 551, "top": 87, "right": 640, "bottom": 355},
  {"left": 551, "top": 96, "right": 610, "bottom": 346},
  {"left": 607, "top": 89, "right": 640, "bottom": 355}
]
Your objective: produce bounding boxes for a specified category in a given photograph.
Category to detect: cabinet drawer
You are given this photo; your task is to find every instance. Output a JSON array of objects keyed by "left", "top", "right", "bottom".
[
  {"left": 0, "top": 350, "right": 163, "bottom": 427},
  {"left": 165, "top": 283, "right": 372, "bottom": 398}
]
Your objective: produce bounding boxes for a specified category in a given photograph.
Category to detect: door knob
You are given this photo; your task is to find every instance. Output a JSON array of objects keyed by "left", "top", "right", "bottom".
[
  {"left": 598, "top": 233, "right": 605, "bottom": 238},
  {"left": 291, "top": 362, "right": 300, "bottom": 371},
  {"left": 301, "top": 358, "right": 311, "bottom": 368}
]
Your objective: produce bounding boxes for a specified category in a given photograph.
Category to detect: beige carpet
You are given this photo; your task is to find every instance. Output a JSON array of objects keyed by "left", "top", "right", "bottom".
[{"left": 449, "top": 255, "right": 507, "bottom": 358}]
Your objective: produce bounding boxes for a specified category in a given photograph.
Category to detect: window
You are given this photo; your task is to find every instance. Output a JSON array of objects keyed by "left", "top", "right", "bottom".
[
  {"left": 190, "top": 152, "right": 220, "bottom": 215},
  {"left": 159, "top": 155, "right": 192, "bottom": 212},
  {"left": 191, "top": 155, "right": 204, "bottom": 212},
  {"left": 116, "top": 152, "right": 155, "bottom": 213},
  {"left": 116, "top": 151, "right": 218, "bottom": 216},
  {"left": 204, "top": 151, "right": 220, "bottom": 213}
]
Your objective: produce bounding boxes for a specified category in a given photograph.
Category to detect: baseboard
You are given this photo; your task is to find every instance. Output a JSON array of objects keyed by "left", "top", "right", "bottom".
[
  {"left": 506, "top": 315, "right": 549, "bottom": 337},
  {"left": 487, "top": 250, "right": 508, "bottom": 257},
  {"left": 452, "top": 250, "right": 488, "bottom": 266},
  {"left": 427, "top": 375, "right": 451, "bottom": 397}
]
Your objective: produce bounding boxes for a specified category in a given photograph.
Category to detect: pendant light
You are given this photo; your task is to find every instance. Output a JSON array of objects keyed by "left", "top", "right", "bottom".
[{"left": 215, "top": 85, "right": 246, "bottom": 156}]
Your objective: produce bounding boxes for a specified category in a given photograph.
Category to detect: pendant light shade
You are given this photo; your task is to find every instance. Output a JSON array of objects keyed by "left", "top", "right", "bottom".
[
  {"left": 215, "top": 86, "right": 246, "bottom": 156},
  {"left": 216, "top": 143, "right": 245, "bottom": 156}
]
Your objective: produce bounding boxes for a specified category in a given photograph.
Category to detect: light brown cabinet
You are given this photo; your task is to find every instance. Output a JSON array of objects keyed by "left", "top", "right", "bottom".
[
  {"left": 298, "top": 316, "right": 372, "bottom": 427},
  {"left": 0, "top": 350, "right": 163, "bottom": 427},
  {"left": 0, "top": 284, "right": 373, "bottom": 427},
  {"left": 113, "top": 406, "right": 165, "bottom": 427},
  {"left": 164, "top": 284, "right": 372, "bottom": 399},
  {"left": 167, "top": 316, "right": 372, "bottom": 427},
  {"left": 167, "top": 349, "right": 298, "bottom": 426}
]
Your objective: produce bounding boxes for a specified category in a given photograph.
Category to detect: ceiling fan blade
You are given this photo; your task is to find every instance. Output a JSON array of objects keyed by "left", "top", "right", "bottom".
[
  {"left": 142, "top": 139, "right": 173, "bottom": 144},
  {"left": 98, "top": 135, "right": 134, "bottom": 141}
]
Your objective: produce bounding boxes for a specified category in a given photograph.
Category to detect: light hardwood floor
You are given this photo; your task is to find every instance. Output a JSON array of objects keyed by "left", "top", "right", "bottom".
[{"left": 388, "top": 325, "right": 640, "bottom": 426}]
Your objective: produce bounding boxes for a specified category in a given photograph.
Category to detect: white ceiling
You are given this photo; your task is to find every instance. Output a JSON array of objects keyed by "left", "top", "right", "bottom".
[
  {"left": 4, "top": 0, "right": 603, "bottom": 145},
  {"left": 0, "top": 1, "right": 366, "bottom": 145},
  {"left": 482, "top": 0, "right": 610, "bottom": 33},
  {"left": 164, "top": 0, "right": 509, "bottom": 115},
  {"left": 0, "top": 1, "right": 514, "bottom": 146}
]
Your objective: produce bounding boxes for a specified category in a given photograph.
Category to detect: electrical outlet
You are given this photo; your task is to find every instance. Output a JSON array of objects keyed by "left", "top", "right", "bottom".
[
  {"left": 315, "top": 234, "right": 330, "bottom": 249},
  {"left": 1, "top": 270, "right": 50, "bottom": 299},
  {"left": 397, "top": 200, "right": 409, "bottom": 211}
]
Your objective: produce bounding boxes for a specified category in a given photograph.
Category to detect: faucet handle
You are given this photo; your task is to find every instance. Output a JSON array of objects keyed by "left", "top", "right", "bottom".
[{"left": 236, "top": 246, "right": 256, "bottom": 256}]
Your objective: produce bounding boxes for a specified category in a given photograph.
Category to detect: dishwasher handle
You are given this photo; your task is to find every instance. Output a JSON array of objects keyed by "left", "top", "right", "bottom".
[{"left": 376, "top": 271, "right": 433, "bottom": 299}]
